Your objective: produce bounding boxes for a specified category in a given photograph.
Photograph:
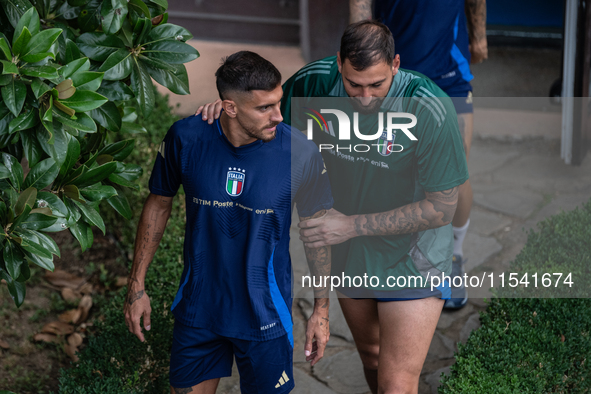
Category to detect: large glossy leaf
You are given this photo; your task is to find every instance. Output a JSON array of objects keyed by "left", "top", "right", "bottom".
[
  {"left": 146, "top": 23, "right": 192, "bottom": 44},
  {"left": 58, "top": 1, "right": 80, "bottom": 19},
  {"left": 65, "top": 38, "right": 81, "bottom": 63},
  {"left": 69, "top": 219, "right": 92, "bottom": 251},
  {"left": 98, "top": 138, "right": 134, "bottom": 161},
  {"left": 1, "top": 59, "right": 18, "bottom": 74},
  {"left": 0, "top": 0, "right": 33, "bottom": 29},
  {"left": 1, "top": 78, "right": 26, "bottom": 116},
  {"left": 13, "top": 6, "right": 39, "bottom": 42},
  {"left": 20, "top": 130, "right": 44, "bottom": 168},
  {"left": 77, "top": 0, "right": 101, "bottom": 33},
  {"left": 114, "top": 162, "right": 142, "bottom": 182},
  {"left": 106, "top": 188, "right": 131, "bottom": 219},
  {"left": 3, "top": 241, "right": 25, "bottom": 280},
  {"left": 0, "top": 38, "right": 10, "bottom": 61},
  {"left": 79, "top": 184, "right": 117, "bottom": 201},
  {"left": 59, "top": 90, "right": 107, "bottom": 112},
  {"left": 0, "top": 268, "right": 26, "bottom": 307},
  {"left": 20, "top": 28, "right": 61, "bottom": 63},
  {"left": 31, "top": 78, "right": 51, "bottom": 99},
  {"left": 89, "top": 101, "right": 121, "bottom": 131},
  {"left": 12, "top": 26, "right": 31, "bottom": 57},
  {"left": 23, "top": 248, "right": 54, "bottom": 271},
  {"left": 128, "top": 0, "right": 149, "bottom": 18},
  {"left": 14, "top": 186, "right": 37, "bottom": 216},
  {"left": 72, "top": 199, "right": 104, "bottom": 234},
  {"left": 130, "top": 58, "right": 153, "bottom": 116},
  {"left": 17, "top": 230, "right": 53, "bottom": 259},
  {"left": 53, "top": 108, "right": 97, "bottom": 132},
  {"left": 8, "top": 108, "right": 39, "bottom": 133},
  {"left": 0, "top": 163, "right": 9, "bottom": 179},
  {"left": 1, "top": 152, "right": 23, "bottom": 190},
  {"left": 101, "top": 0, "right": 127, "bottom": 35},
  {"left": 60, "top": 57, "right": 89, "bottom": 79},
  {"left": 0, "top": 74, "right": 12, "bottom": 86},
  {"left": 76, "top": 32, "right": 124, "bottom": 61},
  {"left": 97, "top": 79, "right": 134, "bottom": 101},
  {"left": 19, "top": 212, "right": 57, "bottom": 230},
  {"left": 47, "top": 122, "right": 70, "bottom": 165},
  {"left": 145, "top": 62, "right": 190, "bottom": 95},
  {"left": 21, "top": 229, "right": 60, "bottom": 257},
  {"left": 23, "top": 157, "right": 58, "bottom": 190},
  {"left": 58, "top": 136, "right": 79, "bottom": 177},
  {"left": 0, "top": 104, "right": 15, "bottom": 136},
  {"left": 63, "top": 184, "right": 83, "bottom": 203},
  {"left": 121, "top": 122, "right": 147, "bottom": 134},
  {"left": 143, "top": 40, "right": 198, "bottom": 64},
  {"left": 71, "top": 71, "right": 102, "bottom": 92},
  {"left": 72, "top": 161, "right": 117, "bottom": 188},
  {"left": 98, "top": 47, "right": 132, "bottom": 80},
  {"left": 107, "top": 172, "right": 138, "bottom": 189},
  {"left": 36, "top": 191, "right": 68, "bottom": 217},
  {"left": 20, "top": 65, "right": 59, "bottom": 79}
]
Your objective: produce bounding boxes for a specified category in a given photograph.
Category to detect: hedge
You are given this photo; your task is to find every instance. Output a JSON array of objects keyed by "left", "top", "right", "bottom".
[{"left": 440, "top": 199, "right": 591, "bottom": 393}]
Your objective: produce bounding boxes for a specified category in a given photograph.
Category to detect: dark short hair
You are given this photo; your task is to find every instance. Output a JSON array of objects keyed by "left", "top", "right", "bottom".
[
  {"left": 339, "top": 20, "right": 395, "bottom": 71},
  {"left": 215, "top": 51, "right": 282, "bottom": 100}
]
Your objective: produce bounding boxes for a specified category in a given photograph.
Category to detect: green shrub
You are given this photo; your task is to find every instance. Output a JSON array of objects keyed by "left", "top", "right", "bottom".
[
  {"left": 0, "top": 0, "right": 197, "bottom": 307},
  {"left": 440, "top": 199, "right": 591, "bottom": 393}
]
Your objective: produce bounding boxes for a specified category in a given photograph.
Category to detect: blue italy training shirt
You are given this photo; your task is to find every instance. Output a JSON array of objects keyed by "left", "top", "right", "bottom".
[{"left": 149, "top": 116, "right": 333, "bottom": 343}]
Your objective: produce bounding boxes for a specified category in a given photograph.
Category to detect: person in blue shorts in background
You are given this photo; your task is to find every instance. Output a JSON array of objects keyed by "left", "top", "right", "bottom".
[
  {"left": 350, "top": 0, "right": 488, "bottom": 309},
  {"left": 124, "top": 51, "right": 334, "bottom": 394}
]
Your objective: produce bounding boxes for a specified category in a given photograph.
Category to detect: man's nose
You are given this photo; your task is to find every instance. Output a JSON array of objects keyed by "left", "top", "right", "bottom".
[{"left": 271, "top": 106, "right": 283, "bottom": 123}]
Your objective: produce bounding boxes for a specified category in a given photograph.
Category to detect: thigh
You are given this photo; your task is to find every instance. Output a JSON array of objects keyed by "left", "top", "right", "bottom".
[
  {"left": 376, "top": 297, "right": 444, "bottom": 390},
  {"left": 457, "top": 112, "right": 473, "bottom": 160},
  {"left": 232, "top": 334, "right": 294, "bottom": 394},
  {"left": 338, "top": 296, "right": 380, "bottom": 368},
  {"left": 169, "top": 321, "right": 234, "bottom": 390}
]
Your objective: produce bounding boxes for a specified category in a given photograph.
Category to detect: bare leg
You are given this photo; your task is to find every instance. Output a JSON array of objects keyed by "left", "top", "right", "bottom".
[
  {"left": 452, "top": 113, "right": 473, "bottom": 228},
  {"left": 171, "top": 378, "right": 220, "bottom": 394},
  {"left": 376, "top": 298, "right": 444, "bottom": 394}
]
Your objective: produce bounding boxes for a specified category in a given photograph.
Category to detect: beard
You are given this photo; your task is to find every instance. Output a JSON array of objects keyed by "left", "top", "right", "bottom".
[
  {"left": 237, "top": 117, "right": 280, "bottom": 143},
  {"left": 350, "top": 96, "right": 385, "bottom": 114}
]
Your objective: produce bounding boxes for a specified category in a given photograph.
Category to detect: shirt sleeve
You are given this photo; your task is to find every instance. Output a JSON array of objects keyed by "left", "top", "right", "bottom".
[
  {"left": 148, "top": 124, "right": 183, "bottom": 197},
  {"left": 294, "top": 147, "right": 334, "bottom": 218}
]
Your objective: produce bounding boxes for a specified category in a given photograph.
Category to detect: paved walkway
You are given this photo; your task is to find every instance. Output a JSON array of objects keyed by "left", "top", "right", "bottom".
[{"left": 159, "top": 40, "right": 591, "bottom": 393}]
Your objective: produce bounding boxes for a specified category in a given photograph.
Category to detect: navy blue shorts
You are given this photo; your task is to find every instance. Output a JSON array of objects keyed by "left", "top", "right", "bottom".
[
  {"left": 338, "top": 281, "right": 452, "bottom": 302},
  {"left": 444, "top": 85, "right": 474, "bottom": 115},
  {"left": 170, "top": 321, "right": 294, "bottom": 393}
]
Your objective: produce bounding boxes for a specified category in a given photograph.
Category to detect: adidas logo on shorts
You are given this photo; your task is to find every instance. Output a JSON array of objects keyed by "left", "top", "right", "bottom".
[{"left": 275, "top": 371, "right": 290, "bottom": 388}]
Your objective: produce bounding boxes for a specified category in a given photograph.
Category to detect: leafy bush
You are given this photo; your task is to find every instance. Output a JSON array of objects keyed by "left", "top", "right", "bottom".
[
  {"left": 0, "top": 0, "right": 198, "bottom": 307},
  {"left": 440, "top": 199, "right": 591, "bottom": 393}
]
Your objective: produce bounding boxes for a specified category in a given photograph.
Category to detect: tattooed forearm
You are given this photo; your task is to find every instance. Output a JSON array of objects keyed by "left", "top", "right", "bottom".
[
  {"left": 350, "top": 0, "right": 372, "bottom": 23},
  {"left": 301, "top": 210, "right": 331, "bottom": 299},
  {"left": 172, "top": 387, "right": 193, "bottom": 394},
  {"left": 127, "top": 290, "right": 145, "bottom": 305},
  {"left": 465, "top": 0, "right": 487, "bottom": 43},
  {"left": 354, "top": 187, "right": 459, "bottom": 236}
]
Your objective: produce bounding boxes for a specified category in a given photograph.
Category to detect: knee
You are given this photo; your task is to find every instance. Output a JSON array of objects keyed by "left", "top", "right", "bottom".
[
  {"left": 357, "top": 344, "right": 380, "bottom": 370},
  {"left": 378, "top": 384, "right": 417, "bottom": 394},
  {"left": 377, "top": 374, "right": 419, "bottom": 394}
]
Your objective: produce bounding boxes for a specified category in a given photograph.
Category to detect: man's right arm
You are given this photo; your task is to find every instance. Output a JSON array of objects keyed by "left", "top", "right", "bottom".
[
  {"left": 124, "top": 193, "right": 173, "bottom": 342},
  {"left": 349, "top": 0, "right": 373, "bottom": 23}
]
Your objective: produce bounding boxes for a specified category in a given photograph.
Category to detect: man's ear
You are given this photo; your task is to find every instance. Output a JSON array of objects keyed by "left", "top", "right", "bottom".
[
  {"left": 222, "top": 100, "right": 238, "bottom": 118},
  {"left": 336, "top": 51, "right": 342, "bottom": 74}
]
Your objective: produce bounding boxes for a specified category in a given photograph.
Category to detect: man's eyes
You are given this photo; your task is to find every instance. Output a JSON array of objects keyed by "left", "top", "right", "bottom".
[{"left": 349, "top": 82, "right": 382, "bottom": 88}]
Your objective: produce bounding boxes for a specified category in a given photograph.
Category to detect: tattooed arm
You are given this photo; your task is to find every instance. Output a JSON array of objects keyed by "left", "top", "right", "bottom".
[
  {"left": 299, "top": 187, "right": 459, "bottom": 248},
  {"left": 465, "top": 0, "right": 488, "bottom": 64},
  {"left": 300, "top": 209, "right": 331, "bottom": 366},
  {"left": 349, "top": 0, "right": 372, "bottom": 23},
  {"left": 124, "top": 193, "right": 173, "bottom": 342}
]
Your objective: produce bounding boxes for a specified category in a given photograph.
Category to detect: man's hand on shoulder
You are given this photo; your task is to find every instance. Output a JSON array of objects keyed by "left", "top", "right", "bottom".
[
  {"left": 195, "top": 99, "right": 223, "bottom": 124},
  {"left": 124, "top": 280, "right": 152, "bottom": 342}
]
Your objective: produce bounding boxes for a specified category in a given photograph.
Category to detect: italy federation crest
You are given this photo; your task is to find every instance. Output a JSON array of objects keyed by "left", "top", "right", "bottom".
[
  {"left": 377, "top": 130, "right": 397, "bottom": 157},
  {"left": 226, "top": 168, "right": 246, "bottom": 196}
]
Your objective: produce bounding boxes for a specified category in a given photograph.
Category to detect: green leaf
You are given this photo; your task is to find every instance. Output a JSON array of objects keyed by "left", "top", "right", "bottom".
[
  {"left": 0, "top": 0, "right": 33, "bottom": 29},
  {"left": 71, "top": 71, "right": 103, "bottom": 92},
  {"left": 1, "top": 59, "right": 18, "bottom": 74},
  {"left": 79, "top": 184, "right": 117, "bottom": 201},
  {"left": 20, "top": 65, "right": 59, "bottom": 79},
  {"left": 3, "top": 241, "right": 25, "bottom": 280},
  {"left": 143, "top": 40, "right": 199, "bottom": 64},
  {"left": 60, "top": 57, "right": 90, "bottom": 79},
  {"left": 117, "top": 17, "right": 133, "bottom": 47},
  {"left": 65, "top": 38, "right": 81, "bottom": 63},
  {"left": 91, "top": 103, "right": 120, "bottom": 133},
  {"left": 72, "top": 199, "right": 104, "bottom": 234},
  {"left": 0, "top": 163, "right": 9, "bottom": 179},
  {"left": 101, "top": 0, "right": 128, "bottom": 35},
  {"left": 77, "top": 0, "right": 101, "bottom": 33},
  {"left": 17, "top": 231, "right": 53, "bottom": 259},
  {"left": 145, "top": 62, "right": 190, "bottom": 95},
  {"left": 20, "top": 130, "right": 44, "bottom": 168},
  {"left": 19, "top": 212, "right": 57, "bottom": 230},
  {"left": 11, "top": 203, "right": 32, "bottom": 230},
  {"left": 120, "top": 121, "right": 146, "bottom": 134},
  {"left": 31, "top": 78, "right": 51, "bottom": 99},
  {"left": 148, "top": 0, "right": 167, "bottom": 8},
  {"left": 0, "top": 37, "right": 11, "bottom": 60},
  {"left": 1, "top": 77, "right": 26, "bottom": 116},
  {"left": 97, "top": 80, "right": 134, "bottom": 101},
  {"left": 23, "top": 157, "right": 58, "bottom": 190},
  {"left": 53, "top": 108, "right": 97, "bottom": 132},
  {"left": 121, "top": 106, "right": 137, "bottom": 122},
  {"left": 21, "top": 229, "right": 60, "bottom": 257},
  {"left": 98, "top": 47, "right": 132, "bottom": 81},
  {"left": 128, "top": 0, "right": 150, "bottom": 18},
  {"left": 13, "top": 6, "right": 39, "bottom": 43},
  {"left": 0, "top": 269, "right": 26, "bottom": 307},
  {"left": 106, "top": 188, "right": 132, "bottom": 219},
  {"left": 54, "top": 100, "right": 75, "bottom": 117},
  {"left": 1, "top": 152, "right": 23, "bottom": 190},
  {"left": 0, "top": 74, "right": 11, "bottom": 86},
  {"left": 130, "top": 58, "right": 153, "bottom": 116},
  {"left": 98, "top": 138, "right": 134, "bottom": 161},
  {"left": 23, "top": 248, "right": 54, "bottom": 271},
  {"left": 46, "top": 121, "right": 70, "bottom": 165},
  {"left": 63, "top": 184, "right": 82, "bottom": 202},
  {"left": 114, "top": 162, "right": 142, "bottom": 182},
  {"left": 147, "top": 23, "right": 192, "bottom": 44},
  {"left": 132, "top": 16, "right": 151, "bottom": 46},
  {"left": 59, "top": 90, "right": 107, "bottom": 112},
  {"left": 68, "top": 0, "right": 89, "bottom": 6},
  {"left": 36, "top": 191, "right": 68, "bottom": 217},
  {"left": 76, "top": 32, "right": 124, "bottom": 62},
  {"left": 72, "top": 161, "right": 117, "bottom": 188},
  {"left": 15, "top": 186, "right": 37, "bottom": 216},
  {"left": 107, "top": 172, "right": 138, "bottom": 189},
  {"left": 59, "top": 136, "right": 80, "bottom": 177},
  {"left": 138, "top": 53, "right": 174, "bottom": 71},
  {"left": 0, "top": 104, "right": 15, "bottom": 136},
  {"left": 57, "top": 1, "right": 81, "bottom": 19},
  {"left": 12, "top": 25, "right": 32, "bottom": 56},
  {"left": 20, "top": 28, "right": 62, "bottom": 63},
  {"left": 9, "top": 108, "right": 39, "bottom": 133},
  {"left": 69, "top": 219, "right": 92, "bottom": 251}
]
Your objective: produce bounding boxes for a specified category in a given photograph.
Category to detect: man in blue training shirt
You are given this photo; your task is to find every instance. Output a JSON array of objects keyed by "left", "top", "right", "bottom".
[{"left": 124, "top": 51, "right": 334, "bottom": 394}]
